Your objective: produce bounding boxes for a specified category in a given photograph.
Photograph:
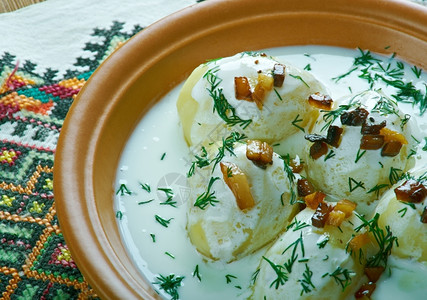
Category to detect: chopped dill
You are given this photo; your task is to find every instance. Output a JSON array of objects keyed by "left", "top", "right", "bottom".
[
  {"left": 161, "top": 152, "right": 167, "bottom": 160},
  {"left": 324, "top": 149, "right": 335, "bottom": 161},
  {"left": 116, "top": 183, "right": 132, "bottom": 196},
  {"left": 115, "top": 211, "right": 123, "bottom": 220},
  {"left": 411, "top": 65, "right": 422, "bottom": 78},
  {"left": 289, "top": 74, "right": 309, "bottom": 88},
  {"left": 317, "top": 235, "right": 329, "bottom": 249},
  {"left": 138, "top": 199, "right": 154, "bottom": 205},
  {"left": 366, "top": 183, "right": 389, "bottom": 198},
  {"left": 389, "top": 167, "right": 403, "bottom": 185},
  {"left": 291, "top": 114, "right": 305, "bottom": 132},
  {"left": 193, "top": 265, "right": 201, "bottom": 281},
  {"left": 287, "top": 218, "right": 310, "bottom": 231},
  {"left": 355, "top": 149, "right": 366, "bottom": 163},
  {"left": 204, "top": 67, "right": 252, "bottom": 129},
  {"left": 251, "top": 269, "right": 260, "bottom": 285},
  {"left": 155, "top": 215, "right": 173, "bottom": 228},
  {"left": 225, "top": 274, "right": 237, "bottom": 284},
  {"left": 194, "top": 177, "right": 220, "bottom": 209},
  {"left": 165, "top": 252, "right": 175, "bottom": 259},
  {"left": 298, "top": 264, "right": 315, "bottom": 295},
  {"left": 262, "top": 256, "right": 288, "bottom": 289},
  {"left": 274, "top": 88, "right": 283, "bottom": 101},
  {"left": 150, "top": 233, "right": 156, "bottom": 242},
  {"left": 323, "top": 266, "right": 355, "bottom": 291},
  {"left": 153, "top": 274, "right": 184, "bottom": 300},
  {"left": 140, "top": 182, "right": 151, "bottom": 193},
  {"left": 355, "top": 213, "right": 399, "bottom": 268},
  {"left": 348, "top": 177, "right": 365, "bottom": 192},
  {"left": 210, "top": 131, "right": 247, "bottom": 171}
]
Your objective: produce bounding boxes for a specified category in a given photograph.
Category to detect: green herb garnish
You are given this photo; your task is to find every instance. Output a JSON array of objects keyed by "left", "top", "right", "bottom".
[{"left": 194, "top": 177, "right": 220, "bottom": 209}]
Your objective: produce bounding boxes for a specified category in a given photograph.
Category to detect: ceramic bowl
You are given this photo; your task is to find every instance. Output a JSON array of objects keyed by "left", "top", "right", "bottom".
[{"left": 54, "top": 0, "right": 427, "bottom": 298}]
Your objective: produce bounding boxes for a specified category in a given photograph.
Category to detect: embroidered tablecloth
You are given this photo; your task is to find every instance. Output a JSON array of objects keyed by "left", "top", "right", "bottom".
[
  {"left": 0, "top": 0, "right": 198, "bottom": 298},
  {"left": 0, "top": 0, "right": 425, "bottom": 299}
]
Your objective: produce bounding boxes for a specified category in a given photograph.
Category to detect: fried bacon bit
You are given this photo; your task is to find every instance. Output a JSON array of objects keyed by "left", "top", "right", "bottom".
[
  {"left": 220, "top": 162, "right": 255, "bottom": 210},
  {"left": 304, "top": 134, "right": 326, "bottom": 143},
  {"left": 252, "top": 73, "right": 274, "bottom": 109},
  {"left": 326, "top": 210, "right": 346, "bottom": 226},
  {"left": 289, "top": 157, "right": 304, "bottom": 173},
  {"left": 379, "top": 127, "right": 408, "bottom": 145},
  {"left": 308, "top": 92, "right": 333, "bottom": 110},
  {"left": 309, "top": 141, "right": 328, "bottom": 160},
  {"left": 311, "top": 202, "right": 333, "bottom": 228},
  {"left": 361, "top": 119, "right": 386, "bottom": 135},
  {"left": 377, "top": 128, "right": 407, "bottom": 157},
  {"left": 326, "top": 125, "right": 343, "bottom": 148},
  {"left": 340, "top": 107, "right": 369, "bottom": 126},
  {"left": 355, "top": 281, "right": 376, "bottom": 299},
  {"left": 348, "top": 233, "right": 371, "bottom": 252},
  {"left": 364, "top": 267, "right": 385, "bottom": 283},
  {"left": 234, "top": 77, "right": 252, "bottom": 101},
  {"left": 381, "top": 141, "right": 403, "bottom": 157},
  {"left": 298, "top": 179, "right": 315, "bottom": 197},
  {"left": 421, "top": 207, "right": 427, "bottom": 223},
  {"left": 305, "top": 126, "right": 342, "bottom": 149},
  {"left": 334, "top": 199, "right": 357, "bottom": 217},
  {"left": 304, "top": 191, "right": 326, "bottom": 209},
  {"left": 394, "top": 179, "right": 427, "bottom": 203},
  {"left": 273, "top": 63, "right": 285, "bottom": 87},
  {"left": 326, "top": 199, "right": 357, "bottom": 227},
  {"left": 360, "top": 135, "right": 385, "bottom": 150},
  {"left": 246, "top": 140, "right": 273, "bottom": 168}
]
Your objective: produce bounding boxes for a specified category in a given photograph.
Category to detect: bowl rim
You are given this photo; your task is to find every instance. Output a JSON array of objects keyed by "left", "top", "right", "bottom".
[{"left": 54, "top": 0, "right": 427, "bottom": 299}]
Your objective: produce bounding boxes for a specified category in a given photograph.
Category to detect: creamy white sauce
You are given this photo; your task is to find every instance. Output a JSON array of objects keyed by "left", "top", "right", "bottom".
[{"left": 114, "top": 46, "right": 427, "bottom": 300}]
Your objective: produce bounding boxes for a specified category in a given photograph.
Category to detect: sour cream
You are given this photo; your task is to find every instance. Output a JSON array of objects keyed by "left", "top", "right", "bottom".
[{"left": 115, "top": 46, "right": 427, "bottom": 300}]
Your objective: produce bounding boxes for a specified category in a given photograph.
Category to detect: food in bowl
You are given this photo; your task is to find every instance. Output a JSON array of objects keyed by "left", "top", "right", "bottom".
[
  {"left": 303, "top": 90, "right": 416, "bottom": 215},
  {"left": 114, "top": 46, "right": 427, "bottom": 300},
  {"left": 186, "top": 140, "right": 300, "bottom": 262},
  {"left": 176, "top": 52, "right": 328, "bottom": 149}
]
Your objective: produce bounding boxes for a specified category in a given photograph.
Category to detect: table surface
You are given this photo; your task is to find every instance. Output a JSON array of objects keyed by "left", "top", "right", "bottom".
[{"left": 0, "top": 0, "right": 45, "bottom": 13}]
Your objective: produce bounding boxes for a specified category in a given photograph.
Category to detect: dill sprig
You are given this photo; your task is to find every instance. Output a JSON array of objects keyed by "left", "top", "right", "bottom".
[
  {"left": 193, "top": 177, "right": 220, "bottom": 209},
  {"left": 355, "top": 213, "right": 398, "bottom": 268},
  {"left": 139, "top": 182, "right": 151, "bottom": 193},
  {"left": 116, "top": 183, "right": 132, "bottom": 196},
  {"left": 282, "top": 232, "right": 305, "bottom": 273},
  {"left": 287, "top": 218, "right": 310, "bottom": 232},
  {"left": 158, "top": 188, "right": 177, "bottom": 207},
  {"left": 289, "top": 74, "right": 310, "bottom": 88},
  {"left": 153, "top": 274, "right": 184, "bottom": 300},
  {"left": 332, "top": 47, "right": 426, "bottom": 115},
  {"left": 204, "top": 67, "right": 252, "bottom": 129},
  {"left": 155, "top": 215, "right": 173, "bottom": 228},
  {"left": 298, "top": 264, "right": 315, "bottom": 295},
  {"left": 366, "top": 183, "right": 389, "bottom": 198},
  {"left": 192, "top": 265, "right": 201, "bottom": 281},
  {"left": 282, "top": 154, "right": 298, "bottom": 205},
  {"left": 348, "top": 177, "right": 365, "bottom": 192},
  {"left": 317, "top": 235, "right": 329, "bottom": 249},
  {"left": 291, "top": 114, "right": 305, "bottom": 132},
  {"left": 389, "top": 167, "right": 404, "bottom": 185},
  {"left": 262, "top": 256, "right": 288, "bottom": 289},
  {"left": 322, "top": 266, "right": 355, "bottom": 291},
  {"left": 225, "top": 274, "right": 237, "bottom": 284},
  {"left": 210, "top": 131, "right": 247, "bottom": 171}
]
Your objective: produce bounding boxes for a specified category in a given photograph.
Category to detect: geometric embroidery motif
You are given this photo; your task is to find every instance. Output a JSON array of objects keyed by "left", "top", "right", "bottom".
[{"left": 0, "top": 21, "right": 144, "bottom": 299}]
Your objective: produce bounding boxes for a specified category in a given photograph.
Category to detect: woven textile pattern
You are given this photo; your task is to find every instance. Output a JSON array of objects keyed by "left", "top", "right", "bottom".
[{"left": 0, "top": 21, "right": 142, "bottom": 299}]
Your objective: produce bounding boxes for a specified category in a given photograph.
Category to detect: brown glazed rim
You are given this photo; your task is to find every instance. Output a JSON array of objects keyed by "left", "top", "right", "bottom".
[{"left": 54, "top": 0, "right": 427, "bottom": 299}]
